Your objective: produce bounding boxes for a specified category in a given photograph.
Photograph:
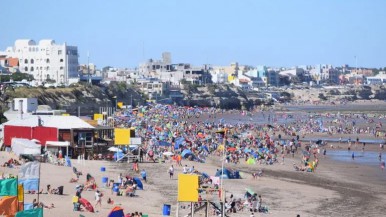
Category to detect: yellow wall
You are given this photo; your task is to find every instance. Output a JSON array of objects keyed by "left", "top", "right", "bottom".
[
  {"left": 178, "top": 174, "right": 199, "bottom": 202},
  {"left": 114, "top": 128, "right": 131, "bottom": 145}
]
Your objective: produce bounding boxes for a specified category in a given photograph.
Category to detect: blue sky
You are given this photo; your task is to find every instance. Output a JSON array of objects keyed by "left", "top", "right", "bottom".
[{"left": 1, "top": 0, "right": 385, "bottom": 68}]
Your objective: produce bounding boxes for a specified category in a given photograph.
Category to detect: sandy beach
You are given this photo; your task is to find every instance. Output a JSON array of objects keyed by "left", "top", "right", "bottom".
[
  {"left": 2, "top": 143, "right": 386, "bottom": 217},
  {"left": 2, "top": 102, "right": 386, "bottom": 217}
]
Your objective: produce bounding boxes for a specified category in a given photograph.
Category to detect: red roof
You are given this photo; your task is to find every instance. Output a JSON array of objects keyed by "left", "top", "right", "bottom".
[{"left": 7, "top": 57, "right": 19, "bottom": 67}]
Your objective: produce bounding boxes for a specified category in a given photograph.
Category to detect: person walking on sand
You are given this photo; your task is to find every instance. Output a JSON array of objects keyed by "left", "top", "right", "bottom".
[
  {"left": 169, "top": 165, "right": 174, "bottom": 179},
  {"left": 352, "top": 152, "right": 355, "bottom": 160},
  {"left": 381, "top": 160, "right": 385, "bottom": 171},
  {"left": 95, "top": 190, "right": 102, "bottom": 209},
  {"left": 177, "top": 154, "right": 182, "bottom": 166}
]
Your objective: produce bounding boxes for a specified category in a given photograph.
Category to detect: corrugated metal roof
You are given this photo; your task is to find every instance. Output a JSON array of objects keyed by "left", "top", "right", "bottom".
[{"left": 3, "top": 115, "right": 95, "bottom": 129}]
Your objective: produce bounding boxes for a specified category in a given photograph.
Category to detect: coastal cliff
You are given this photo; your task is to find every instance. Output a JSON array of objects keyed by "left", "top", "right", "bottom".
[
  {"left": 1, "top": 83, "right": 386, "bottom": 119},
  {"left": 0, "top": 82, "right": 144, "bottom": 117}
]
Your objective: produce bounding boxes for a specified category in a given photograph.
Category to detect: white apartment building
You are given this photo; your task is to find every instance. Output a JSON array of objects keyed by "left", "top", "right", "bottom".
[{"left": 1, "top": 39, "right": 79, "bottom": 86}]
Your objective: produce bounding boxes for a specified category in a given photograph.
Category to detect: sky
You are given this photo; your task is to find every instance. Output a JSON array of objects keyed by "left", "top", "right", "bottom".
[{"left": 1, "top": 0, "right": 386, "bottom": 68}]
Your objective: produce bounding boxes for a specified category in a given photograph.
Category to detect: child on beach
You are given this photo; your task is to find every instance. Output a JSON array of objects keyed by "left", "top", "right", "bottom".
[{"left": 141, "top": 169, "right": 147, "bottom": 183}]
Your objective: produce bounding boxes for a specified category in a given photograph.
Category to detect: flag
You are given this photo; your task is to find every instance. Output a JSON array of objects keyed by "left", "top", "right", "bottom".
[
  {"left": 18, "top": 161, "right": 40, "bottom": 179},
  {"left": 15, "top": 208, "right": 43, "bottom": 217},
  {"left": 0, "top": 178, "right": 18, "bottom": 196},
  {"left": 18, "top": 179, "right": 39, "bottom": 192},
  {"left": 0, "top": 196, "right": 18, "bottom": 216}
]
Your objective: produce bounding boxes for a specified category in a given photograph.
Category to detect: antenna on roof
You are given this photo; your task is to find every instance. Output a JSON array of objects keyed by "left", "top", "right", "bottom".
[{"left": 38, "top": 116, "right": 43, "bottom": 126}]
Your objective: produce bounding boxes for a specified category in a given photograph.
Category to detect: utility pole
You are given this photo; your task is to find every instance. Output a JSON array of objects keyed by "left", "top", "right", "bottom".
[{"left": 87, "top": 51, "right": 91, "bottom": 84}]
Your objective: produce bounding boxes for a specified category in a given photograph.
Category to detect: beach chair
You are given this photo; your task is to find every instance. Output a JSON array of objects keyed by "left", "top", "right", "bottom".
[{"left": 57, "top": 186, "right": 64, "bottom": 195}]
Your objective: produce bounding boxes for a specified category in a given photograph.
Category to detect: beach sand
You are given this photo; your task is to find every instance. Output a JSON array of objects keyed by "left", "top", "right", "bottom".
[
  {"left": 2, "top": 102, "right": 386, "bottom": 217},
  {"left": 2, "top": 145, "right": 386, "bottom": 217}
]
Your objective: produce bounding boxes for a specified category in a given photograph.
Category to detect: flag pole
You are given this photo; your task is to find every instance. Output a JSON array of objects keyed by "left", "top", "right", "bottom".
[
  {"left": 17, "top": 175, "right": 19, "bottom": 212},
  {"left": 37, "top": 162, "right": 41, "bottom": 203}
]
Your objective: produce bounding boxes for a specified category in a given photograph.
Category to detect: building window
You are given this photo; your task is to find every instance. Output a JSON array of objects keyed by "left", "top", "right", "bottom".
[
  {"left": 25, "top": 59, "right": 28, "bottom": 64},
  {"left": 46, "top": 58, "right": 50, "bottom": 63},
  {"left": 31, "top": 59, "right": 34, "bottom": 64},
  {"left": 60, "top": 59, "right": 63, "bottom": 62},
  {"left": 25, "top": 67, "right": 28, "bottom": 71},
  {"left": 30, "top": 67, "right": 34, "bottom": 71},
  {"left": 58, "top": 50, "right": 62, "bottom": 55},
  {"left": 60, "top": 66, "right": 64, "bottom": 70}
]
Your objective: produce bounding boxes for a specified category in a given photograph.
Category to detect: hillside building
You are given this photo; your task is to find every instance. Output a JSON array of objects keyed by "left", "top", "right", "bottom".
[{"left": 0, "top": 39, "right": 79, "bottom": 86}]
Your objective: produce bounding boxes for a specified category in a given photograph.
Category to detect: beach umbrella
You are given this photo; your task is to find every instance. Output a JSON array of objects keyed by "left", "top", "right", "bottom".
[
  {"left": 79, "top": 198, "right": 94, "bottom": 213},
  {"left": 227, "top": 147, "right": 237, "bottom": 152},
  {"left": 133, "top": 177, "right": 144, "bottom": 190},
  {"left": 163, "top": 151, "right": 174, "bottom": 156},
  {"left": 108, "top": 147, "right": 122, "bottom": 152}
]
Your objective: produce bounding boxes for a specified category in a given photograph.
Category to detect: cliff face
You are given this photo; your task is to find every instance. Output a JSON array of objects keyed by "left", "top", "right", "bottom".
[
  {"left": 6, "top": 82, "right": 386, "bottom": 118},
  {"left": 0, "top": 83, "right": 271, "bottom": 119},
  {"left": 0, "top": 82, "right": 144, "bottom": 116},
  {"left": 180, "top": 84, "right": 271, "bottom": 110}
]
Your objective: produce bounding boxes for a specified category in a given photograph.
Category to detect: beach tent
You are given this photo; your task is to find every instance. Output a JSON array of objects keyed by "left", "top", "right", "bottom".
[
  {"left": 247, "top": 158, "right": 256, "bottom": 165},
  {"left": 45, "top": 141, "right": 70, "bottom": 157},
  {"left": 215, "top": 168, "right": 240, "bottom": 179},
  {"left": 114, "top": 152, "right": 125, "bottom": 161},
  {"left": 201, "top": 172, "right": 210, "bottom": 179},
  {"left": 174, "top": 137, "right": 185, "bottom": 149},
  {"left": 158, "top": 141, "right": 171, "bottom": 146},
  {"left": 108, "top": 206, "right": 125, "bottom": 217},
  {"left": 133, "top": 177, "right": 143, "bottom": 190},
  {"left": 181, "top": 149, "right": 192, "bottom": 158},
  {"left": 11, "top": 138, "right": 41, "bottom": 156},
  {"left": 215, "top": 168, "right": 231, "bottom": 179}
]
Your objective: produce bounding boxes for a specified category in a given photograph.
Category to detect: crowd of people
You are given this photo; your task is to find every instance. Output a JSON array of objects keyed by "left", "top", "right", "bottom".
[{"left": 2, "top": 102, "right": 386, "bottom": 216}]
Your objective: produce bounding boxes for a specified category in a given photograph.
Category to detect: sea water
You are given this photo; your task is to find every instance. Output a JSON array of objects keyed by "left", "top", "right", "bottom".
[{"left": 327, "top": 150, "right": 383, "bottom": 167}]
